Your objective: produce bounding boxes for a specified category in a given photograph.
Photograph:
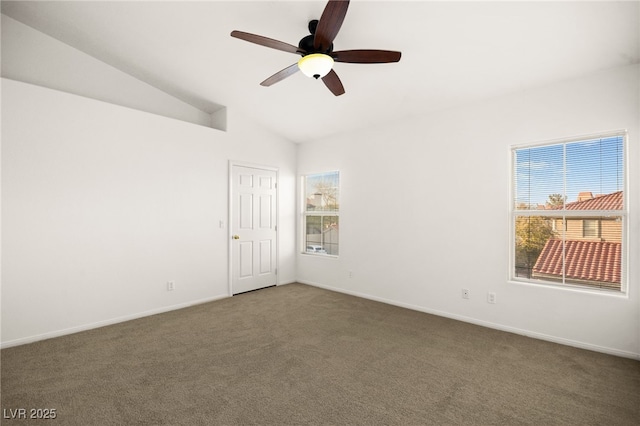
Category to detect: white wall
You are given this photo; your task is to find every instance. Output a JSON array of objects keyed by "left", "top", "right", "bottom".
[
  {"left": 1, "top": 15, "right": 221, "bottom": 129},
  {"left": 1, "top": 78, "right": 297, "bottom": 346},
  {"left": 297, "top": 65, "right": 640, "bottom": 359}
]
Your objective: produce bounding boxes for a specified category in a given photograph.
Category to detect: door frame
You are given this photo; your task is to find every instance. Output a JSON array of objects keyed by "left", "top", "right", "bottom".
[{"left": 228, "top": 161, "right": 280, "bottom": 296}]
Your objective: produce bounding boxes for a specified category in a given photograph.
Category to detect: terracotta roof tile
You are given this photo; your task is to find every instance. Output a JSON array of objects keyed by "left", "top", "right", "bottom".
[
  {"left": 563, "top": 191, "right": 623, "bottom": 210},
  {"left": 533, "top": 239, "right": 621, "bottom": 285}
]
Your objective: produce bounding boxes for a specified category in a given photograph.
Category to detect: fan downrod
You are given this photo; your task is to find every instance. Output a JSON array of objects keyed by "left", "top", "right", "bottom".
[{"left": 308, "top": 19, "right": 318, "bottom": 34}]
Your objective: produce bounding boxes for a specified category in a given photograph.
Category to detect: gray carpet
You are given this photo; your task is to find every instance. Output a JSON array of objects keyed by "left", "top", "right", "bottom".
[{"left": 1, "top": 283, "right": 639, "bottom": 425}]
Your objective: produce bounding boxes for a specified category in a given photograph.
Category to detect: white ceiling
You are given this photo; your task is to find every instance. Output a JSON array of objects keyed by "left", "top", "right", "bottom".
[{"left": 2, "top": 1, "right": 639, "bottom": 143}]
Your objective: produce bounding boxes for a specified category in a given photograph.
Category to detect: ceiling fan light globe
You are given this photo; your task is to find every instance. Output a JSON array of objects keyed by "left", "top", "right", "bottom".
[{"left": 298, "top": 53, "right": 334, "bottom": 79}]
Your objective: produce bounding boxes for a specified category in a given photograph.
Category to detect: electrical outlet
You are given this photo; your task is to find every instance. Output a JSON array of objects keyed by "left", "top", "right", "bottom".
[
  {"left": 462, "top": 288, "right": 470, "bottom": 299},
  {"left": 487, "top": 292, "right": 496, "bottom": 304},
  {"left": 349, "top": 271, "right": 353, "bottom": 279},
  {"left": 167, "top": 281, "right": 175, "bottom": 291}
]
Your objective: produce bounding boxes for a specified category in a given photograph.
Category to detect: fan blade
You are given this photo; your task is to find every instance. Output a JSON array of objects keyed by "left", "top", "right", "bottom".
[
  {"left": 332, "top": 49, "right": 402, "bottom": 64},
  {"left": 321, "top": 69, "right": 345, "bottom": 96},
  {"left": 314, "top": 0, "right": 350, "bottom": 52},
  {"left": 260, "top": 63, "right": 300, "bottom": 87},
  {"left": 231, "top": 30, "right": 305, "bottom": 55}
]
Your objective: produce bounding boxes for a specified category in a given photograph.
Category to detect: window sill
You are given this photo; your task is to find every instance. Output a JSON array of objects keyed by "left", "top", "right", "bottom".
[
  {"left": 508, "top": 278, "right": 628, "bottom": 298},
  {"left": 300, "top": 253, "right": 339, "bottom": 259}
]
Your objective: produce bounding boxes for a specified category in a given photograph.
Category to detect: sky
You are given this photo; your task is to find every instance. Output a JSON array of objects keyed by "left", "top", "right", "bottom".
[{"left": 514, "top": 135, "right": 624, "bottom": 208}]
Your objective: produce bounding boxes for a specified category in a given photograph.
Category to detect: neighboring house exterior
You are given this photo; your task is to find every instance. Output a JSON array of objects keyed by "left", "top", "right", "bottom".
[
  {"left": 306, "top": 193, "right": 324, "bottom": 210},
  {"left": 532, "top": 191, "right": 622, "bottom": 289}
]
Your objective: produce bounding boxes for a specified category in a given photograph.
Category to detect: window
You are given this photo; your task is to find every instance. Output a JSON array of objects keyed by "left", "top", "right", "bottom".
[
  {"left": 582, "top": 219, "right": 600, "bottom": 238},
  {"left": 303, "top": 171, "right": 339, "bottom": 256},
  {"left": 511, "top": 133, "right": 626, "bottom": 291}
]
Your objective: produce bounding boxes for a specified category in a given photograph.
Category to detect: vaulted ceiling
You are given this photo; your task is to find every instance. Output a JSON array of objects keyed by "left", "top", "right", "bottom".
[{"left": 2, "top": 1, "right": 639, "bottom": 143}]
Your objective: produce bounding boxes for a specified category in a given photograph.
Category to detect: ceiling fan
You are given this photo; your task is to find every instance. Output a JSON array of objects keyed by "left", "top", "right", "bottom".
[{"left": 230, "top": 0, "right": 401, "bottom": 96}]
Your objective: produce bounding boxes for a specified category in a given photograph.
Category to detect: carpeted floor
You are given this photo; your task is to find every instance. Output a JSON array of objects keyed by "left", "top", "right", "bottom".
[{"left": 1, "top": 283, "right": 639, "bottom": 425}]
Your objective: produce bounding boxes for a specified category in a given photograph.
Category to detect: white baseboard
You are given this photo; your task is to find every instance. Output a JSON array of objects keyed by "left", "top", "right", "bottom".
[
  {"left": 1, "top": 294, "right": 229, "bottom": 349},
  {"left": 298, "top": 280, "right": 640, "bottom": 360}
]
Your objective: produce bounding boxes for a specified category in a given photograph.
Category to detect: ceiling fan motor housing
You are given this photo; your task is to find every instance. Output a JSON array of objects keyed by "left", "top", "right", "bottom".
[{"left": 298, "top": 20, "right": 333, "bottom": 55}]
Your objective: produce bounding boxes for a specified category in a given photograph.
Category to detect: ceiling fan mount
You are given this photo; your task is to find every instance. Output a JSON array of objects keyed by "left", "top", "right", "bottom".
[{"left": 230, "top": 0, "right": 401, "bottom": 96}]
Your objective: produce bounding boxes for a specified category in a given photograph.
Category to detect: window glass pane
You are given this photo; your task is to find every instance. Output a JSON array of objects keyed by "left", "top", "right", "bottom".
[
  {"left": 306, "top": 171, "right": 339, "bottom": 212},
  {"left": 305, "top": 215, "right": 325, "bottom": 254},
  {"left": 514, "top": 144, "right": 564, "bottom": 210},
  {"left": 304, "top": 215, "right": 338, "bottom": 255},
  {"left": 514, "top": 215, "right": 557, "bottom": 279},
  {"left": 566, "top": 137, "right": 623, "bottom": 210},
  {"left": 564, "top": 215, "right": 622, "bottom": 290},
  {"left": 322, "top": 216, "right": 339, "bottom": 256},
  {"left": 306, "top": 216, "right": 322, "bottom": 235},
  {"left": 563, "top": 228, "right": 622, "bottom": 290}
]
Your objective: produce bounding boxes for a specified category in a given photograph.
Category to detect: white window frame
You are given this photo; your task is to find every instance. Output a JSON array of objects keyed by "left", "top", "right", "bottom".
[
  {"left": 301, "top": 171, "right": 340, "bottom": 257},
  {"left": 509, "top": 131, "right": 628, "bottom": 294}
]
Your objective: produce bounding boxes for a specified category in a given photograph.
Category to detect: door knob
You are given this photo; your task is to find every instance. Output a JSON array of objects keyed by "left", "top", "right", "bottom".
[{"left": 232, "top": 235, "right": 240, "bottom": 240}]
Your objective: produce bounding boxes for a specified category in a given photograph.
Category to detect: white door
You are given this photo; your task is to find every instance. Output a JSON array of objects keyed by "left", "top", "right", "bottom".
[{"left": 231, "top": 165, "right": 277, "bottom": 294}]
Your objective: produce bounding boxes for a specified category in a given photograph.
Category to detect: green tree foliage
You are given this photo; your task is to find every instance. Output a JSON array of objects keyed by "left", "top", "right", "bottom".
[
  {"left": 515, "top": 216, "right": 557, "bottom": 276},
  {"left": 547, "top": 193, "right": 566, "bottom": 208}
]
